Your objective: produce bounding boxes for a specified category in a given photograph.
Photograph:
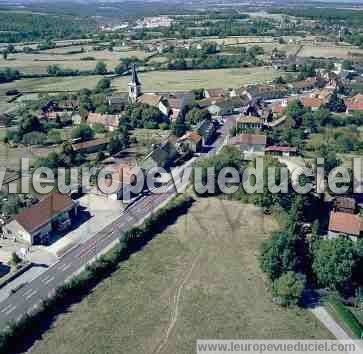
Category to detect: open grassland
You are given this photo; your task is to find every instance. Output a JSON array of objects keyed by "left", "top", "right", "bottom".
[
  {"left": 299, "top": 44, "right": 363, "bottom": 59},
  {"left": 228, "top": 43, "right": 300, "bottom": 56},
  {"left": 28, "top": 198, "right": 332, "bottom": 354},
  {"left": 0, "top": 75, "right": 102, "bottom": 114},
  {"left": 0, "top": 75, "right": 103, "bottom": 96},
  {"left": 0, "top": 47, "right": 148, "bottom": 74},
  {"left": 0, "top": 142, "right": 36, "bottom": 170},
  {"left": 113, "top": 67, "right": 280, "bottom": 92}
]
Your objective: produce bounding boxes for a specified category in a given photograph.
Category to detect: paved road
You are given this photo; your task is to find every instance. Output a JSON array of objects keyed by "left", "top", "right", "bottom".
[
  {"left": 310, "top": 306, "right": 351, "bottom": 340},
  {"left": 0, "top": 117, "right": 234, "bottom": 328},
  {"left": 303, "top": 290, "right": 352, "bottom": 340}
]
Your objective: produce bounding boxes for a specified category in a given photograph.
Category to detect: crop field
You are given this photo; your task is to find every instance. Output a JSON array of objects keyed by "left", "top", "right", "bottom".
[
  {"left": 299, "top": 44, "right": 363, "bottom": 59},
  {"left": 227, "top": 43, "right": 300, "bottom": 57},
  {"left": 0, "top": 47, "right": 148, "bottom": 74},
  {"left": 0, "top": 142, "right": 36, "bottom": 170},
  {"left": 112, "top": 67, "right": 280, "bottom": 91},
  {"left": 27, "top": 198, "right": 332, "bottom": 354},
  {"left": 0, "top": 75, "right": 103, "bottom": 96},
  {"left": 148, "top": 56, "right": 169, "bottom": 64}
]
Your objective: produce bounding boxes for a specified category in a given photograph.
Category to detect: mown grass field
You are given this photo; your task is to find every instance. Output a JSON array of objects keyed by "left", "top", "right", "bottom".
[
  {"left": 299, "top": 44, "right": 363, "bottom": 59},
  {"left": 112, "top": 67, "right": 280, "bottom": 92},
  {"left": 0, "top": 142, "right": 36, "bottom": 170},
  {"left": 0, "top": 47, "right": 148, "bottom": 74},
  {"left": 0, "top": 75, "right": 103, "bottom": 97},
  {"left": 28, "top": 198, "right": 332, "bottom": 354}
]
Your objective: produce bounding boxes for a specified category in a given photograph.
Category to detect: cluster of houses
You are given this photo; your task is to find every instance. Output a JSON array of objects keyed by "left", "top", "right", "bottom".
[
  {"left": 226, "top": 133, "right": 297, "bottom": 160},
  {"left": 7, "top": 60, "right": 363, "bottom": 247}
]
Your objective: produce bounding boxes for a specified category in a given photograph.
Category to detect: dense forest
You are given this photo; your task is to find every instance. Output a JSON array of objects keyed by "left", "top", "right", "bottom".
[
  {"left": 0, "top": 2, "right": 193, "bottom": 19},
  {"left": 0, "top": 12, "right": 96, "bottom": 42},
  {"left": 270, "top": 7, "right": 363, "bottom": 26}
]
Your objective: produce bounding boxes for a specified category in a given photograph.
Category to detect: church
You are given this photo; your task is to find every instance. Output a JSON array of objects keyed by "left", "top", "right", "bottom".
[{"left": 127, "top": 64, "right": 170, "bottom": 117}]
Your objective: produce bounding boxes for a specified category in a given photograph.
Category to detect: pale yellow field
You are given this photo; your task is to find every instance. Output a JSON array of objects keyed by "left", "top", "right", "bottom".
[
  {"left": 0, "top": 48, "right": 148, "bottom": 74},
  {"left": 0, "top": 76, "right": 103, "bottom": 107},
  {"left": 299, "top": 44, "right": 363, "bottom": 59},
  {"left": 27, "top": 198, "right": 332, "bottom": 354},
  {"left": 112, "top": 67, "right": 280, "bottom": 91}
]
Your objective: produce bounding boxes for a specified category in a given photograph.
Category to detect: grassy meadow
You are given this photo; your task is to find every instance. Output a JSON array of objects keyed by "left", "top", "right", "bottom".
[
  {"left": 298, "top": 44, "right": 363, "bottom": 59},
  {"left": 0, "top": 46, "right": 148, "bottom": 75},
  {"left": 112, "top": 67, "right": 280, "bottom": 92},
  {"left": 27, "top": 198, "right": 332, "bottom": 354}
]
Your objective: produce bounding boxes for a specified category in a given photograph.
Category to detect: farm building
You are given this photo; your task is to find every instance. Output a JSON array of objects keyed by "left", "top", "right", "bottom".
[
  {"left": 227, "top": 133, "right": 267, "bottom": 160},
  {"left": 177, "top": 131, "right": 202, "bottom": 153},
  {"left": 3, "top": 193, "right": 77, "bottom": 245},
  {"left": 327, "top": 211, "right": 362, "bottom": 242}
]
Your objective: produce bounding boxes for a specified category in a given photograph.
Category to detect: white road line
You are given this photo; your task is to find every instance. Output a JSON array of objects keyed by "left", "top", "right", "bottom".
[
  {"left": 1, "top": 304, "right": 13, "bottom": 313},
  {"left": 58, "top": 263, "right": 69, "bottom": 271},
  {"left": 44, "top": 276, "right": 55, "bottom": 285},
  {"left": 41, "top": 275, "right": 52, "bottom": 283},
  {"left": 5, "top": 305, "right": 16, "bottom": 315},
  {"left": 60, "top": 264, "right": 72, "bottom": 272},
  {"left": 22, "top": 288, "right": 34, "bottom": 297},
  {"left": 25, "top": 290, "right": 37, "bottom": 300}
]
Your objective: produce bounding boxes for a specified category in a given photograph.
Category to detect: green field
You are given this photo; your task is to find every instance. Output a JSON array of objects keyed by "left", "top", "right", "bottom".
[
  {"left": 0, "top": 75, "right": 103, "bottom": 96},
  {"left": 28, "top": 198, "right": 332, "bottom": 354},
  {"left": 112, "top": 67, "right": 280, "bottom": 92},
  {"left": 299, "top": 44, "right": 363, "bottom": 59},
  {"left": 0, "top": 47, "right": 148, "bottom": 74}
]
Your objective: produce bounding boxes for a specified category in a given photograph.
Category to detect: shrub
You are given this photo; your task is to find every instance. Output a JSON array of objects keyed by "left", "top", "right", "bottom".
[
  {"left": 93, "top": 123, "right": 107, "bottom": 134},
  {"left": 22, "top": 132, "right": 47, "bottom": 146},
  {"left": 326, "top": 296, "right": 363, "bottom": 338},
  {"left": 272, "top": 271, "right": 305, "bottom": 306}
]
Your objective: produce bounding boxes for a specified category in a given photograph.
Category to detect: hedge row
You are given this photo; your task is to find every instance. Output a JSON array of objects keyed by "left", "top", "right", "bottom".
[
  {"left": 327, "top": 297, "right": 363, "bottom": 339},
  {"left": 0, "top": 195, "right": 194, "bottom": 354}
]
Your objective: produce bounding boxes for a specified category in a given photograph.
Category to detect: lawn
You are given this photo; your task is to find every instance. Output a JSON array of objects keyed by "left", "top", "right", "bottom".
[
  {"left": 112, "top": 67, "right": 280, "bottom": 92},
  {"left": 28, "top": 198, "right": 332, "bottom": 354}
]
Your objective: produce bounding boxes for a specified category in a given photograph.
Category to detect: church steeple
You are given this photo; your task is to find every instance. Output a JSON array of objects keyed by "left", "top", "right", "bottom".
[{"left": 128, "top": 64, "right": 141, "bottom": 103}]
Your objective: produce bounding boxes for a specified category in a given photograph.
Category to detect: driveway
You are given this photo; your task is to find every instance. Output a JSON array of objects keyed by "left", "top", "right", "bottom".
[{"left": 46, "top": 194, "right": 124, "bottom": 256}]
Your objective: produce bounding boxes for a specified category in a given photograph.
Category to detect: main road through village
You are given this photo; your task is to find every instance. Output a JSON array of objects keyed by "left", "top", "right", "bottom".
[{"left": 0, "top": 117, "right": 236, "bottom": 328}]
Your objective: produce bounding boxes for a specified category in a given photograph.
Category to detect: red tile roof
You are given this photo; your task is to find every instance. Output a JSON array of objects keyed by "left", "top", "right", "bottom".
[
  {"left": 178, "top": 131, "right": 202, "bottom": 144},
  {"left": 300, "top": 97, "right": 323, "bottom": 109},
  {"left": 346, "top": 102, "right": 363, "bottom": 112},
  {"left": 137, "top": 94, "right": 163, "bottom": 107},
  {"left": 205, "top": 88, "right": 227, "bottom": 98},
  {"left": 229, "top": 134, "right": 267, "bottom": 146},
  {"left": 15, "top": 193, "right": 74, "bottom": 233},
  {"left": 104, "top": 164, "right": 137, "bottom": 186},
  {"left": 272, "top": 104, "right": 286, "bottom": 114},
  {"left": 87, "top": 113, "right": 120, "bottom": 129},
  {"left": 328, "top": 211, "right": 362, "bottom": 236},
  {"left": 351, "top": 93, "right": 363, "bottom": 103}
]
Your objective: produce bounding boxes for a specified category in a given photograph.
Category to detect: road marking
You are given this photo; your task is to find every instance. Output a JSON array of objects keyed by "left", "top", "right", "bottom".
[
  {"left": 1, "top": 304, "right": 13, "bottom": 313},
  {"left": 44, "top": 276, "right": 55, "bottom": 285},
  {"left": 5, "top": 305, "right": 16, "bottom": 315},
  {"left": 22, "top": 288, "right": 34, "bottom": 297},
  {"left": 25, "top": 290, "right": 37, "bottom": 300},
  {"left": 41, "top": 275, "right": 52, "bottom": 283},
  {"left": 60, "top": 264, "right": 72, "bottom": 272}
]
